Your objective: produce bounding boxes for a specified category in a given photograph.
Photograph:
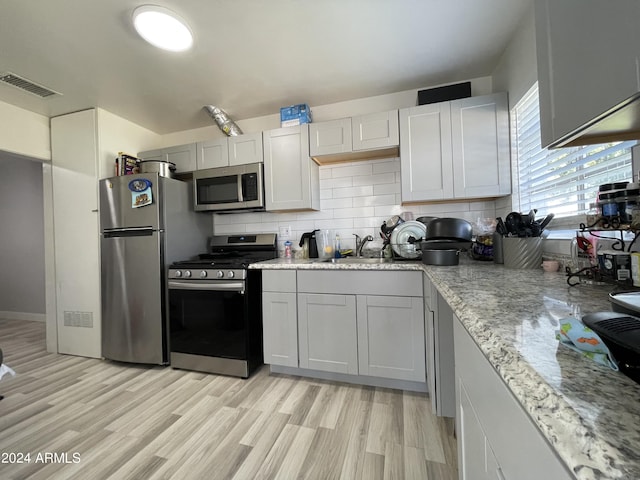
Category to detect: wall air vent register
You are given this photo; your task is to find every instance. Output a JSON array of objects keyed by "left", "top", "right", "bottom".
[{"left": 0, "top": 72, "right": 60, "bottom": 98}]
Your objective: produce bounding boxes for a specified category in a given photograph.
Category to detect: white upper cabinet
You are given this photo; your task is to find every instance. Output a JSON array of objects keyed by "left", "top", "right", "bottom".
[
  {"left": 535, "top": 0, "right": 640, "bottom": 148},
  {"left": 228, "top": 132, "right": 263, "bottom": 165},
  {"left": 400, "top": 102, "right": 453, "bottom": 201},
  {"left": 451, "top": 93, "right": 511, "bottom": 198},
  {"left": 196, "top": 138, "right": 228, "bottom": 169},
  {"left": 352, "top": 110, "right": 399, "bottom": 151},
  {"left": 309, "top": 118, "right": 352, "bottom": 157},
  {"left": 196, "top": 132, "right": 263, "bottom": 170},
  {"left": 400, "top": 93, "right": 510, "bottom": 202},
  {"left": 263, "top": 124, "right": 320, "bottom": 211},
  {"left": 139, "top": 143, "right": 197, "bottom": 172},
  {"left": 309, "top": 110, "right": 400, "bottom": 163}
]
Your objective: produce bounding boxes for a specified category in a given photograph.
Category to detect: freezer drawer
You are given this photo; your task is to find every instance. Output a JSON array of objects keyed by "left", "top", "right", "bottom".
[{"left": 101, "top": 229, "right": 167, "bottom": 364}]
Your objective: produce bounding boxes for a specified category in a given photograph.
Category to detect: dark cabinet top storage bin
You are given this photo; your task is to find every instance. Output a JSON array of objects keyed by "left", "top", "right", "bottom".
[{"left": 417, "top": 82, "right": 471, "bottom": 105}]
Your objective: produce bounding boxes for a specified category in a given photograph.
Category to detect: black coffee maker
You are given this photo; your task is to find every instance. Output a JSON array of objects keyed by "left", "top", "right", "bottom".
[{"left": 299, "top": 230, "right": 319, "bottom": 258}]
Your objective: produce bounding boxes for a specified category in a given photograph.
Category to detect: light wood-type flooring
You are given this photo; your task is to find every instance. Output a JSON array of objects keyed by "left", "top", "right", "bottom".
[{"left": 0, "top": 319, "right": 457, "bottom": 480}]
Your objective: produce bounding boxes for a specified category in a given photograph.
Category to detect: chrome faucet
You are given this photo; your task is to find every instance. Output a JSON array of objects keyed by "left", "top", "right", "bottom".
[{"left": 354, "top": 234, "right": 374, "bottom": 257}]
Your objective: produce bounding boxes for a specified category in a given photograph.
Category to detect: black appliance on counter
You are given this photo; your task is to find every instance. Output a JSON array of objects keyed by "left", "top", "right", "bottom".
[
  {"left": 579, "top": 291, "right": 640, "bottom": 384},
  {"left": 167, "top": 233, "right": 277, "bottom": 378}
]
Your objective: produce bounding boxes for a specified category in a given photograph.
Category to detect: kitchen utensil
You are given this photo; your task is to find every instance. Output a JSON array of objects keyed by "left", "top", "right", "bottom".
[
  {"left": 390, "top": 220, "right": 427, "bottom": 259},
  {"left": 537, "top": 213, "right": 555, "bottom": 231},
  {"left": 422, "top": 248, "right": 460, "bottom": 266},
  {"left": 495, "top": 217, "right": 508, "bottom": 236},
  {"left": 424, "top": 217, "right": 473, "bottom": 242},
  {"left": 138, "top": 160, "right": 176, "bottom": 178},
  {"left": 522, "top": 209, "right": 537, "bottom": 226},
  {"left": 505, "top": 212, "right": 524, "bottom": 236}
]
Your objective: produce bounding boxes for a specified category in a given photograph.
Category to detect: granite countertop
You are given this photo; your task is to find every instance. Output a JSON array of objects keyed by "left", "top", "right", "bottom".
[{"left": 251, "top": 257, "right": 640, "bottom": 480}]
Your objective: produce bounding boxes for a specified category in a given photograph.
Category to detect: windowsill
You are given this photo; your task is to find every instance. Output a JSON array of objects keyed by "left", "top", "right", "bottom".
[{"left": 541, "top": 214, "right": 585, "bottom": 240}]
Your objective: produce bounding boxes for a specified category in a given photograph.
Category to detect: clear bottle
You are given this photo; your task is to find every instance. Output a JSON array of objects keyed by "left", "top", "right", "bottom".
[
  {"left": 586, "top": 202, "right": 600, "bottom": 228},
  {"left": 284, "top": 240, "right": 292, "bottom": 258}
]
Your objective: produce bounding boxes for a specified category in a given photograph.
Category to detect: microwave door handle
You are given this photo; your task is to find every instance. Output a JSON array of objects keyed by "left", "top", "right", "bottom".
[{"left": 237, "top": 176, "right": 244, "bottom": 202}]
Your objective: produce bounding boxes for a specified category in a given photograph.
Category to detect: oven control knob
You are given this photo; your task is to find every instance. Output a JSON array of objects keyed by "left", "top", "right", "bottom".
[
  {"left": 227, "top": 271, "right": 235, "bottom": 278},
  {"left": 200, "top": 270, "right": 207, "bottom": 278},
  {"left": 184, "top": 270, "right": 192, "bottom": 278},
  {"left": 174, "top": 270, "right": 182, "bottom": 278},
  {"left": 216, "top": 271, "right": 224, "bottom": 278}
]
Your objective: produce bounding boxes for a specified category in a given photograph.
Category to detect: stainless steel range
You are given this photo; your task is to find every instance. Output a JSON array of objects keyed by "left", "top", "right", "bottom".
[{"left": 167, "top": 233, "right": 277, "bottom": 378}]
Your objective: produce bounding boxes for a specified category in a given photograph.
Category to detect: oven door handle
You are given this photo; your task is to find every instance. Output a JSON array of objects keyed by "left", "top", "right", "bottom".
[{"left": 168, "top": 280, "right": 245, "bottom": 293}]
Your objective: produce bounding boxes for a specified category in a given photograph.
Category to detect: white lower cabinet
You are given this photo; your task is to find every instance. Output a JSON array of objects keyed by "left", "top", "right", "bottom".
[
  {"left": 458, "top": 381, "right": 492, "bottom": 480},
  {"left": 262, "top": 271, "right": 298, "bottom": 367},
  {"left": 423, "top": 273, "right": 456, "bottom": 417},
  {"left": 298, "top": 293, "right": 358, "bottom": 374},
  {"left": 357, "top": 295, "right": 425, "bottom": 382},
  {"left": 293, "top": 270, "right": 424, "bottom": 384},
  {"left": 262, "top": 270, "right": 426, "bottom": 386},
  {"left": 454, "top": 315, "right": 572, "bottom": 480}
]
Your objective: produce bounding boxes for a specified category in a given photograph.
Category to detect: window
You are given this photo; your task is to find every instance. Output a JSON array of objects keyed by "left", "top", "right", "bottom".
[{"left": 512, "top": 83, "right": 635, "bottom": 218}]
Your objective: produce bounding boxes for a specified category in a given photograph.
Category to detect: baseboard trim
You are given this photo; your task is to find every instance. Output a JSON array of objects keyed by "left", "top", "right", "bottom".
[
  {"left": 0, "top": 311, "right": 46, "bottom": 322},
  {"left": 270, "top": 365, "right": 427, "bottom": 393}
]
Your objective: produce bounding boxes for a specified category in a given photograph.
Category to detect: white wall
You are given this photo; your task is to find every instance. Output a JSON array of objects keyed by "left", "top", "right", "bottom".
[
  {"left": 0, "top": 153, "right": 46, "bottom": 320},
  {"left": 96, "top": 108, "right": 161, "bottom": 178},
  {"left": 491, "top": 3, "right": 538, "bottom": 219},
  {"left": 0, "top": 100, "right": 50, "bottom": 160},
  {"left": 159, "top": 77, "right": 494, "bottom": 148},
  {"left": 492, "top": 3, "right": 537, "bottom": 109}
]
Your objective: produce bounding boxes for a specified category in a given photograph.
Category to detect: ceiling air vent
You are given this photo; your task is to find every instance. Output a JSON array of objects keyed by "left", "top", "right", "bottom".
[{"left": 0, "top": 72, "right": 60, "bottom": 98}]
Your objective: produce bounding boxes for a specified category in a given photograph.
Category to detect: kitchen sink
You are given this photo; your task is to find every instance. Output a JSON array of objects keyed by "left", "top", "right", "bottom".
[{"left": 322, "top": 257, "right": 394, "bottom": 264}]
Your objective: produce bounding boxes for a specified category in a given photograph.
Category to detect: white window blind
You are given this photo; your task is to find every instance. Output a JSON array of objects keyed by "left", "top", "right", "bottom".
[{"left": 513, "top": 83, "right": 635, "bottom": 218}]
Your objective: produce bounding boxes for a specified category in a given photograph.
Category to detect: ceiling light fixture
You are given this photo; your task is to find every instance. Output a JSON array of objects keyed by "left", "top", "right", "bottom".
[{"left": 132, "top": 5, "right": 193, "bottom": 52}]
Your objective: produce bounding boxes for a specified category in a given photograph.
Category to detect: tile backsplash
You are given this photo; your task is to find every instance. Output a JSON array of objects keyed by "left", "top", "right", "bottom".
[{"left": 214, "top": 157, "right": 498, "bottom": 256}]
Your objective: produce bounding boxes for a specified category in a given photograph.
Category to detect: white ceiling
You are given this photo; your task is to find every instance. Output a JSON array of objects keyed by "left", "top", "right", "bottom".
[{"left": 0, "top": 0, "right": 532, "bottom": 134}]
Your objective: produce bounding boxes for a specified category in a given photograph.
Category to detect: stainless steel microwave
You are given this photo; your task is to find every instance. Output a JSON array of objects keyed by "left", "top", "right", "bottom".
[{"left": 193, "top": 163, "right": 264, "bottom": 212}]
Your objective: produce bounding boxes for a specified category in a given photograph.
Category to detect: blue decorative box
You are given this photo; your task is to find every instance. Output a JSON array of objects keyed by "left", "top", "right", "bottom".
[{"left": 280, "top": 104, "right": 312, "bottom": 127}]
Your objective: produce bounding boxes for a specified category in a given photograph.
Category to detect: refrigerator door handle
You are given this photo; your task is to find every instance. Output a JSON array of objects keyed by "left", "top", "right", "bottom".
[{"left": 103, "top": 227, "right": 155, "bottom": 238}]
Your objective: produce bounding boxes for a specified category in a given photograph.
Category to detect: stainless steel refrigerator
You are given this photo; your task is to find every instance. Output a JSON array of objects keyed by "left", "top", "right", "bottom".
[{"left": 99, "top": 172, "right": 210, "bottom": 365}]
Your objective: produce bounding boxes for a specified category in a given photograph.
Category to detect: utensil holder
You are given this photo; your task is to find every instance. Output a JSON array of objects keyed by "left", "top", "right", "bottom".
[{"left": 503, "top": 237, "right": 543, "bottom": 269}]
